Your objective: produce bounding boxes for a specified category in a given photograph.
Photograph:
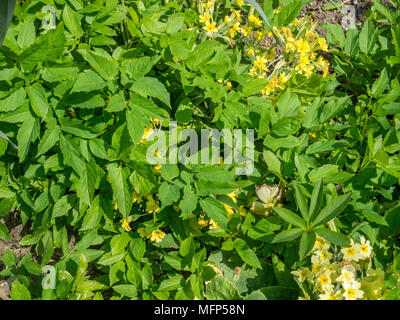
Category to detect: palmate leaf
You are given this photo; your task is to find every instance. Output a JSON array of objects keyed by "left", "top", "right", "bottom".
[
  {"left": 0, "top": 0, "right": 16, "bottom": 46},
  {"left": 244, "top": 0, "right": 283, "bottom": 46}
]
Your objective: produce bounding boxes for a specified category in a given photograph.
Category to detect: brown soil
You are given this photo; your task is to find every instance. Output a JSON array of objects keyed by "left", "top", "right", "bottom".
[{"left": 300, "top": 0, "right": 373, "bottom": 36}]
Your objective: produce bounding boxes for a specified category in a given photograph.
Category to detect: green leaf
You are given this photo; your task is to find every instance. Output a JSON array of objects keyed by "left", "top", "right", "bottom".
[
  {"left": 17, "top": 116, "right": 37, "bottom": 163},
  {"left": 308, "top": 178, "right": 324, "bottom": 222},
  {"left": 199, "top": 197, "right": 229, "bottom": 230},
  {"left": 234, "top": 238, "right": 262, "bottom": 269},
  {"left": 272, "top": 207, "right": 306, "bottom": 229},
  {"left": 63, "top": 4, "right": 84, "bottom": 38},
  {"left": 272, "top": 228, "right": 303, "bottom": 243},
  {"left": 125, "top": 56, "right": 160, "bottom": 80},
  {"left": 263, "top": 150, "right": 281, "bottom": 175},
  {"left": 0, "top": 87, "right": 26, "bottom": 112},
  {"left": 10, "top": 280, "right": 31, "bottom": 300},
  {"left": 113, "top": 284, "right": 137, "bottom": 298},
  {"left": 359, "top": 20, "right": 378, "bottom": 54},
  {"left": 159, "top": 182, "right": 180, "bottom": 208},
  {"left": 311, "top": 192, "right": 352, "bottom": 228},
  {"left": 294, "top": 184, "right": 309, "bottom": 221},
  {"left": 107, "top": 163, "right": 132, "bottom": 218},
  {"left": 71, "top": 71, "right": 106, "bottom": 93},
  {"left": 0, "top": 221, "right": 10, "bottom": 240},
  {"left": 315, "top": 228, "right": 350, "bottom": 247},
  {"left": 158, "top": 275, "right": 184, "bottom": 292},
  {"left": 2, "top": 250, "right": 18, "bottom": 267},
  {"left": 205, "top": 275, "right": 242, "bottom": 300},
  {"left": 131, "top": 77, "right": 171, "bottom": 108},
  {"left": 78, "top": 49, "right": 118, "bottom": 81},
  {"left": 274, "top": 0, "right": 303, "bottom": 27},
  {"left": 26, "top": 83, "right": 49, "bottom": 118},
  {"left": 76, "top": 160, "right": 99, "bottom": 207},
  {"left": 371, "top": 68, "right": 389, "bottom": 98},
  {"left": 52, "top": 194, "right": 76, "bottom": 218},
  {"left": 299, "top": 231, "right": 315, "bottom": 260}
]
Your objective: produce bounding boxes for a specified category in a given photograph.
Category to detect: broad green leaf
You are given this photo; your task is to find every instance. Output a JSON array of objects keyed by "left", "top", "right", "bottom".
[
  {"left": 107, "top": 163, "right": 132, "bottom": 218},
  {"left": 26, "top": 83, "right": 49, "bottom": 118},
  {"left": 299, "top": 231, "right": 315, "bottom": 260},
  {"left": 272, "top": 228, "right": 303, "bottom": 243},
  {"left": 79, "top": 49, "right": 118, "bottom": 81},
  {"left": 71, "top": 71, "right": 106, "bottom": 93},
  {"left": 311, "top": 192, "right": 352, "bottom": 228},
  {"left": 234, "top": 238, "right": 262, "bottom": 269},
  {"left": 63, "top": 5, "right": 84, "bottom": 38},
  {"left": 205, "top": 275, "right": 242, "bottom": 300},
  {"left": 199, "top": 197, "right": 229, "bottom": 230},
  {"left": 17, "top": 116, "right": 37, "bottom": 162},
  {"left": 309, "top": 178, "right": 324, "bottom": 222},
  {"left": 131, "top": 77, "right": 171, "bottom": 108},
  {"left": 359, "top": 20, "right": 378, "bottom": 54},
  {"left": 294, "top": 184, "right": 309, "bottom": 221},
  {"left": 10, "top": 280, "right": 31, "bottom": 300},
  {"left": 273, "top": 207, "right": 306, "bottom": 229},
  {"left": 0, "top": 221, "right": 10, "bottom": 240},
  {"left": 315, "top": 228, "right": 350, "bottom": 247},
  {"left": 0, "top": 87, "right": 26, "bottom": 112}
]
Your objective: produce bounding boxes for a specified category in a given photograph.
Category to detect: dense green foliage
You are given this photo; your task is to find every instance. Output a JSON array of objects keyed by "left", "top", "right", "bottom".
[{"left": 0, "top": 0, "right": 400, "bottom": 300}]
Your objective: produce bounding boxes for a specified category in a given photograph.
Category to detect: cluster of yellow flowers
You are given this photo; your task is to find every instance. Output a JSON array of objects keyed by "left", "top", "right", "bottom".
[
  {"left": 198, "top": 189, "right": 246, "bottom": 230},
  {"left": 118, "top": 192, "right": 165, "bottom": 243},
  {"left": 197, "top": 1, "right": 331, "bottom": 97},
  {"left": 292, "top": 236, "right": 385, "bottom": 300}
]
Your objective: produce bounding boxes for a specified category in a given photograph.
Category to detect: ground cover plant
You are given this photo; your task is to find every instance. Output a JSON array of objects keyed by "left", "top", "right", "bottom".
[{"left": 0, "top": 0, "right": 400, "bottom": 300}]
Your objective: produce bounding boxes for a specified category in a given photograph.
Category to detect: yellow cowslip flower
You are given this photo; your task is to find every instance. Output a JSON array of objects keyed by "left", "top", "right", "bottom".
[
  {"left": 173, "top": 204, "right": 180, "bottom": 212},
  {"left": 239, "top": 206, "right": 246, "bottom": 217},
  {"left": 341, "top": 240, "right": 361, "bottom": 262},
  {"left": 150, "top": 229, "right": 166, "bottom": 243},
  {"left": 121, "top": 218, "right": 131, "bottom": 232},
  {"left": 203, "top": 21, "right": 218, "bottom": 34},
  {"left": 317, "top": 37, "right": 328, "bottom": 52},
  {"left": 285, "top": 36, "right": 296, "bottom": 52},
  {"left": 139, "top": 127, "right": 153, "bottom": 144},
  {"left": 236, "top": 0, "right": 244, "bottom": 6},
  {"left": 343, "top": 281, "right": 364, "bottom": 300},
  {"left": 248, "top": 15, "right": 262, "bottom": 27},
  {"left": 198, "top": 219, "right": 208, "bottom": 229},
  {"left": 314, "top": 236, "right": 330, "bottom": 251},
  {"left": 199, "top": 13, "right": 211, "bottom": 23},
  {"left": 291, "top": 268, "right": 310, "bottom": 283},
  {"left": 209, "top": 219, "right": 220, "bottom": 230},
  {"left": 113, "top": 201, "right": 118, "bottom": 211},
  {"left": 231, "top": 9, "right": 241, "bottom": 22},
  {"left": 306, "top": 30, "right": 316, "bottom": 41},
  {"left": 319, "top": 290, "right": 343, "bottom": 300},
  {"left": 203, "top": 1, "right": 215, "bottom": 9},
  {"left": 309, "top": 132, "right": 317, "bottom": 139},
  {"left": 310, "top": 52, "right": 318, "bottom": 60},
  {"left": 253, "top": 55, "right": 268, "bottom": 71},
  {"left": 229, "top": 28, "right": 236, "bottom": 38},
  {"left": 296, "top": 38, "right": 311, "bottom": 54},
  {"left": 247, "top": 48, "right": 255, "bottom": 56},
  {"left": 249, "top": 67, "right": 258, "bottom": 77},
  {"left": 262, "top": 77, "right": 278, "bottom": 96},
  {"left": 223, "top": 203, "right": 235, "bottom": 216},
  {"left": 318, "top": 273, "right": 331, "bottom": 288},
  {"left": 242, "top": 25, "right": 252, "bottom": 36},
  {"left": 281, "top": 27, "right": 292, "bottom": 38},
  {"left": 359, "top": 236, "right": 372, "bottom": 259},
  {"left": 277, "top": 72, "right": 289, "bottom": 89},
  {"left": 292, "top": 18, "right": 300, "bottom": 25},
  {"left": 145, "top": 194, "right": 160, "bottom": 213},
  {"left": 153, "top": 164, "right": 162, "bottom": 174},
  {"left": 138, "top": 227, "right": 147, "bottom": 238},
  {"left": 317, "top": 56, "right": 329, "bottom": 69},
  {"left": 255, "top": 30, "right": 264, "bottom": 41},
  {"left": 226, "top": 81, "right": 232, "bottom": 90},
  {"left": 132, "top": 192, "right": 142, "bottom": 203},
  {"left": 224, "top": 15, "right": 231, "bottom": 24}
]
